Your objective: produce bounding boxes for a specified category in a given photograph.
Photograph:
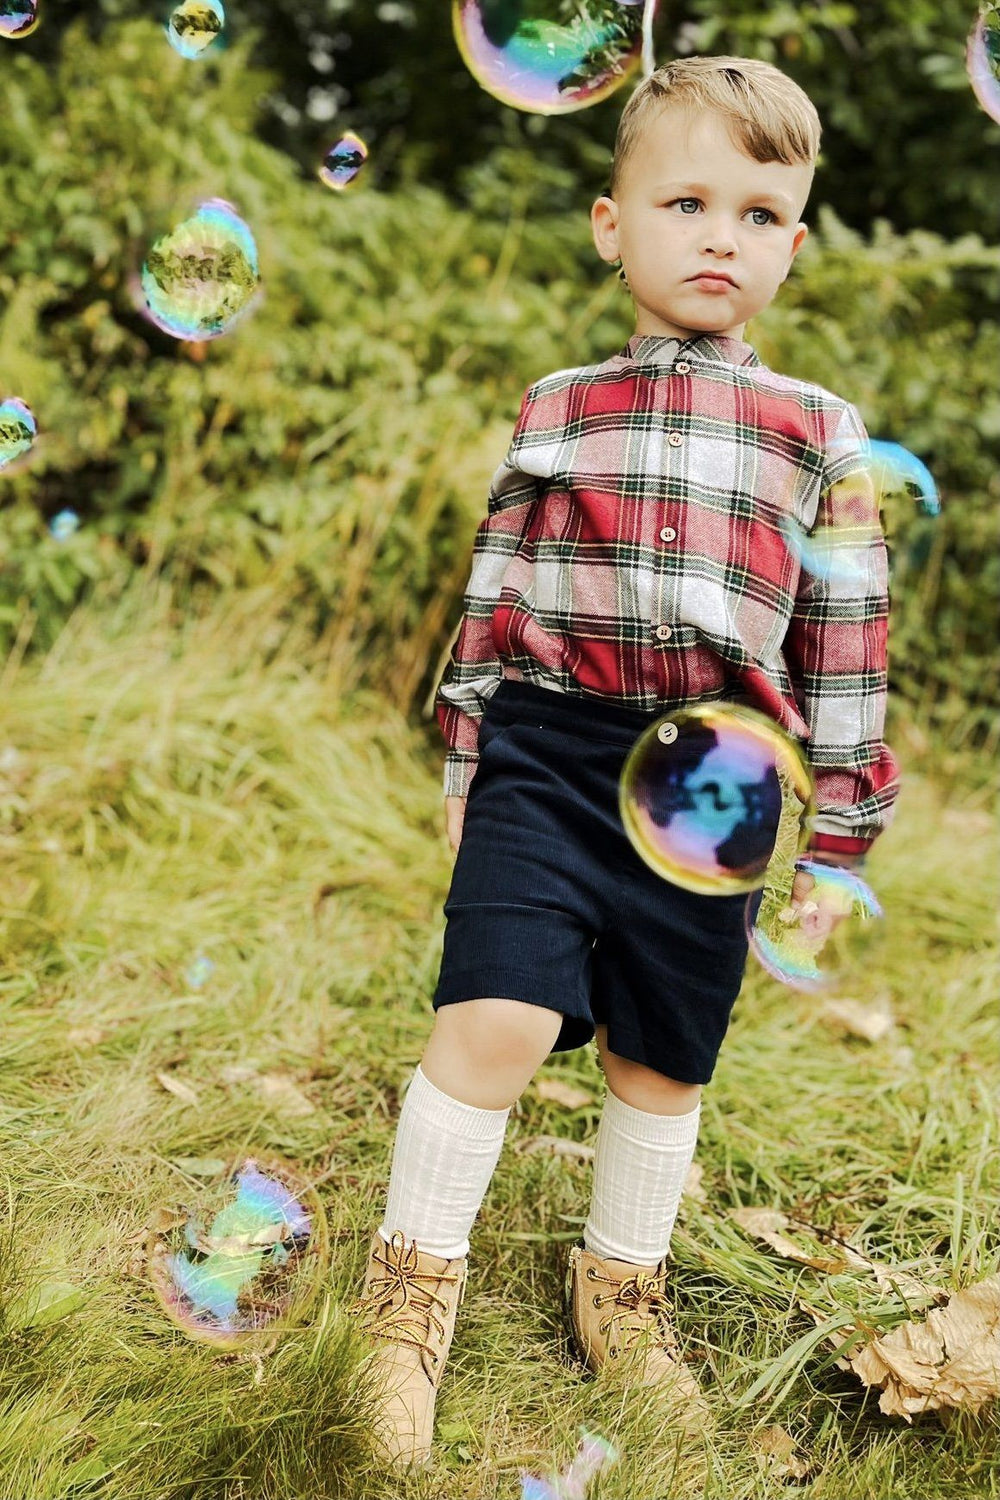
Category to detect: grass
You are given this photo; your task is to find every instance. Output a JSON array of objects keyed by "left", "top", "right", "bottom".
[{"left": 0, "top": 562, "right": 997, "bottom": 1500}]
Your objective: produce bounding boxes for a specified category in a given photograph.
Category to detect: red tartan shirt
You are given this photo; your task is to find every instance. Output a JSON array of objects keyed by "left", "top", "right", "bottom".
[{"left": 434, "top": 331, "right": 902, "bottom": 860}]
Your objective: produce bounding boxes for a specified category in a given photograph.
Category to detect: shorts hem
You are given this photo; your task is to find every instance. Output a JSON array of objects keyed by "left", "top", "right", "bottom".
[
  {"left": 597, "top": 1026, "right": 718, "bottom": 1086},
  {"left": 433, "top": 966, "right": 585, "bottom": 1019}
]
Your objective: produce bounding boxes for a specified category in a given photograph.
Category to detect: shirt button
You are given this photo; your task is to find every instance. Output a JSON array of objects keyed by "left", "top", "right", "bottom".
[
  {"left": 659, "top": 525, "right": 677, "bottom": 542},
  {"left": 667, "top": 431, "right": 683, "bottom": 446},
  {"left": 675, "top": 362, "right": 691, "bottom": 374},
  {"left": 654, "top": 624, "right": 672, "bottom": 641},
  {"left": 657, "top": 721, "right": 678, "bottom": 745}
]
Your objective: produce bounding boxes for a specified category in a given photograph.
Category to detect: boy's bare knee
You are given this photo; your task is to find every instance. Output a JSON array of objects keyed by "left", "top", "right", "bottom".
[{"left": 432, "top": 996, "right": 562, "bottom": 1072}]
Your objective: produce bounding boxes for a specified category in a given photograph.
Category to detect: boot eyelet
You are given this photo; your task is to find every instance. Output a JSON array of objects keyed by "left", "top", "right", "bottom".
[
  {"left": 586, "top": 1268, "right": 596, "bottom": 1280},
  {"left": 610, "top": 1348, "right": 618, "bottom": 1358},
  {"left": 599, "top": 1321, "right": 609, "bottom": 1335},
  {"left": 592, "top": 1295, "right": 601, "bottom": 1307}
]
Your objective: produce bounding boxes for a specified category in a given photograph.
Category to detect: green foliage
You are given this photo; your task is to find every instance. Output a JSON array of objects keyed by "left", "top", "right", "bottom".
[
  {"left": 1, "top": 18, "right": 997, "bottom": 754},
  {"left": 25, "top": 0, "right": 1000, "bottom": 243}
]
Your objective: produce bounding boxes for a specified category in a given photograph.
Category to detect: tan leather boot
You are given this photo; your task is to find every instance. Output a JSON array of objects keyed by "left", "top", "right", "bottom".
[
  {"left": 348, "top": 1228, "right": 468, "bottom": 1467},
  {"left": 564, "top": 1242, "right": 710, "bottom": 1430}
]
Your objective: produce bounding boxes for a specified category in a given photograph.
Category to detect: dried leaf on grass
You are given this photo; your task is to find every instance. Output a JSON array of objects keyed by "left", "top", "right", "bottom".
[
  {"left": 517, "top": 1135, "right": 595, "bottom": 1162},
  {"left": 732, "top": 1206, "right": 935, "bottom": 1301},
  {"left": 835, "top": 1275, "right": 1000, "bottom": 1421},
  {"left": 819, "top": 996, "right": 895, "bottom": 1042},
  {"left": 754, "top": 1424, "right": 811, "bottom": 1480},
  {"left": 534, "top": 1079, "right": 595, "bottom": 1110},
  {"left": 732, "top": 1207, "right": 859, "bottom": 1274},
  {"left": 682, "top": 1160, "right": 706, "bottom": 1203},
  {"left": 155, "top": 1071, "right": 199, "bottom": 1105}
]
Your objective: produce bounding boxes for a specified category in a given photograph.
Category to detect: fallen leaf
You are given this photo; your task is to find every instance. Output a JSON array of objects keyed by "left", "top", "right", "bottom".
[
  {"left": 819, "top": 997, "right": 894, "bottom": 1042},
  {"left": 732, "top": 1207, "right": 851, "bottom": 1273},
  {"left": 840, "top": 1275, "right": 1000, "bottom": 1421},
  {"left": 168, "top": 1156, "right": 228, "bottom": 1177},
  {"left": 255, "top": 1074, "right": 317, "bottom": 1117},
  {"left": 754, "top": 1424, "right": 811, "bottom": 1480},
  {"left": 66, "top": 1027, "right": 108, "bottom": 1048},
  {"left": 683, "top": 1161, "right": 706, "bottom": 1202},
  {"left": 155, "top": 1072, "right": 199, "bottom": 1105},
  {"left": 6, "top": 1280, "right": 86, "bottom": 1330},
  {"left": 517, "top": 1135, "right": 595, "bottom": 1162},
  {"left": 534, "top": 1079, "right": 595, "bottom": 1110}
]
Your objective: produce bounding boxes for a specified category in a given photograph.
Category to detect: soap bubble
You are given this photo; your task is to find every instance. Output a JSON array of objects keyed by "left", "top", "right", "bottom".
[
  {"left": 745, "top": 857, "right": 884, "bottom": 993},
  {"left": 49, "top": 509, "right": 79, "bottom": 540},
  {"left": 452, "top": 0, "right": 652, "bottom": 114},
  {"left": 619, "top": 703, "right": 815, "bottom": 896},
  {"left": 520, "top": 1425, "right": 618, "bottom": 1499},
  {"left": 967, "top": 5, "right": 1000, "bottom": 125},
  {"left": 0, "top": 2, "right": 39, "bottom": 39},
  {"left": 183, "top": 952, "right": 215, "bottom": 988},
  {"left": 782, "top": 436, "right": 940, "bottom": 589},
  {"left": 318, "top": 131, "right": 369, "bottom": 190},
  {"left": 0, "top": 398, "right": 37, "bottom": 471},
  {"left": 147, "top": 1154, "right": 329, "bottom": 1349},
  {"left": 868, "top": 438, "right": 941, "bottom": 519},
  {"left": 166, "top": 0, "right": 224, "bottom": 59},
  {"left": 139, "top": 198, "right": 260, "bottom": 342}
]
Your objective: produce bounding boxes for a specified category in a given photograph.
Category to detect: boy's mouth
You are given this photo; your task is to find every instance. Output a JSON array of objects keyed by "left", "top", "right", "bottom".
[{"left": 687, "top": 271, "right": 738, "bottom": 287}]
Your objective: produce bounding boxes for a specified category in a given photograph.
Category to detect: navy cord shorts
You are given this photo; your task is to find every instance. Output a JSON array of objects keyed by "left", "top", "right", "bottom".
[{"left": 432, "top": 678, "right": 752, "bottom": 1085}]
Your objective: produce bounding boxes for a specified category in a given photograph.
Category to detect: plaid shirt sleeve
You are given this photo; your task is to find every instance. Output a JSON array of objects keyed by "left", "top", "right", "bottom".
[
  {"left": 434, "top": 388, "right": 542, "bottom": 798},
  {"left": 784, "top": 401, "right": 902, "bottom": 863}
]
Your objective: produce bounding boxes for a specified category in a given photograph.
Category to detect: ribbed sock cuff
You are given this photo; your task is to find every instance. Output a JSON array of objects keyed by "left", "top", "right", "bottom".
[
  {"left": 405, "top": 1061, "right": 512, "bottom": 1137},
  {"left": 602, "top": 1083, "right": 701, "bottom": 1145}
]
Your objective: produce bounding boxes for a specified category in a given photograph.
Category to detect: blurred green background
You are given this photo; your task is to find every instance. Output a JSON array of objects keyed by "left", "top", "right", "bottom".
[{"left": 2, "top": 2, "right": 998, "bottom": 768}]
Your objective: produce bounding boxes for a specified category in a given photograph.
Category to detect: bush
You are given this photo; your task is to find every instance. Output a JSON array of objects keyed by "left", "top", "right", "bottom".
[{"left": 1, "top": 19, "right": 997, "bottom": 753}]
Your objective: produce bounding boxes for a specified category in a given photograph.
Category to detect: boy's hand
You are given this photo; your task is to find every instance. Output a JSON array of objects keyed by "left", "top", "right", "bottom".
[
  {"left": 784, "top": 863, "right": 856, "bottom": 947},
  {"left": 444, "top": 794, "right": 467, "bottom": 854}
]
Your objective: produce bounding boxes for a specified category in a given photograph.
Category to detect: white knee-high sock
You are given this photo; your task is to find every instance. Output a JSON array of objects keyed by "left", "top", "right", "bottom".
[
  {"left": 378, "top": 1062, "right": 511, "bottom": 1261},
  {"left": 583, "top": 1086, "right": 701, "bottom": 1267}
]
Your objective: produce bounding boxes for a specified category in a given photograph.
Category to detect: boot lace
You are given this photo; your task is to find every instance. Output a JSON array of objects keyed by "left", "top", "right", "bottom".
[
  {"left": 351, "top": 1230, "right": 460, "bottom": 1366},
  {"left": 586, "top": 1260, "right": 682, "bottom": 1360}
]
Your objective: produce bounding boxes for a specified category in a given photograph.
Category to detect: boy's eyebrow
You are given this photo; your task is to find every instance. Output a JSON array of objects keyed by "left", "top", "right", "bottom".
[{"left": 655, "top": 181, "right": 796, "bottom": 212}]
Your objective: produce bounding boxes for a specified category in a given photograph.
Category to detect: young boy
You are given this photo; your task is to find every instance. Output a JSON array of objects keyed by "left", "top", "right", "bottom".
[{"left": 348, "top": 54, "right": 901, "bottom": 1468}]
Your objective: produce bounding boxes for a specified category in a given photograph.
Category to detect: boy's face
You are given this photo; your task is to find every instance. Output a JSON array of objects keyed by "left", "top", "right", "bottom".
[{"left": 592, "top": 103, "right": 813, "bottom": 342}]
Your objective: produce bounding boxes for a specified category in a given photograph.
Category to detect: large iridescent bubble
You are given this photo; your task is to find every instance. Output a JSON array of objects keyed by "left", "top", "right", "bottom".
[
  {"left": 745, "top": 858, "right": 885, "bottom": 993},
  {"left": 868, "top": 438, "right": 940, "bottom": 518},
  {"left": 452, "top": 0, "right": 654, "bottom": 114},
  {"left": 619, "top": 703, "right": 814, "bottom": 896},
  {"left": 166, "top": 0, "right": 225, "bottom": 59},
  {"left": 967, "top": 5, "right": 1000, "bottom": 124},
  {"left": 139, "top": 198, "right": 260, "bottom": 342},
  {"left": 0, "top": 398, "right": 37, "bottom": 472},
  {"left": 780, "top": 437, "right": 939, "bottom": 590},
  {"left": 147, "top": 1154, "right": 328, "bottom": 1350},
  {"left": 0, "top": 2, "right": 38, "bottom": 39}
]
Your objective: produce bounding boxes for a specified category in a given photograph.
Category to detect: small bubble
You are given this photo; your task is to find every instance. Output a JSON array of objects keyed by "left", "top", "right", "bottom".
[
  {"left": 318, "top": 131, "right": 369, "bottom": 190},
  {"left": 0, "top": 1, "right": 39, "bottom": 39},
  {"left": 166, "top": 0, "right": 225, "bottom": 59},
  {"left": 0, "top": 398, "right": 37, "bottom": 471}
]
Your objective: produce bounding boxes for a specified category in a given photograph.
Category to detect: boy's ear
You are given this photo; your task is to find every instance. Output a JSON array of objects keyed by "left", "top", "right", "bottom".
[
  {"left": 781, "top": 221, "right": 809, "bottom": 280},
  {"left": 591, "top": 195, "right": 621, "bottom": 265}
]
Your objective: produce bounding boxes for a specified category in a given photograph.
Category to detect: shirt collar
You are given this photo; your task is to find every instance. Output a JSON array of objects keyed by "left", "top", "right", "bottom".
[{"left": 622, "top": 331, "right": 761, "bottom": 371}]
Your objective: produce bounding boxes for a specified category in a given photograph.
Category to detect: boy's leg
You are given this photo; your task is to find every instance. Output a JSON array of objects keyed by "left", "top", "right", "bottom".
[
  {"left": 586, "top": 1024, "right": 701, "bottom": 1266},
  {"left": 352, "top": 997, "right": 562, "bottom": 1468},
  {"left": 564, "top": 1026, "right": 708, "bottom": 1421},
  {"left": 382, "top": 998, "right": 563, "bottom": 1258}
]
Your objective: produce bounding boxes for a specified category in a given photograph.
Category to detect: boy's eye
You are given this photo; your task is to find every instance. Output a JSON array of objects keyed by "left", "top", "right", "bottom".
[{"left": 665, "top": 197, "right": 777, "bottom": 225}]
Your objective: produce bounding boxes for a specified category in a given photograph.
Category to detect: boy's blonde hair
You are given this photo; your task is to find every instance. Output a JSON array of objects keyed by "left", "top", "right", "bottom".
[{"left": 609, "top": 55, "right": 822, "bottom": 199}]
